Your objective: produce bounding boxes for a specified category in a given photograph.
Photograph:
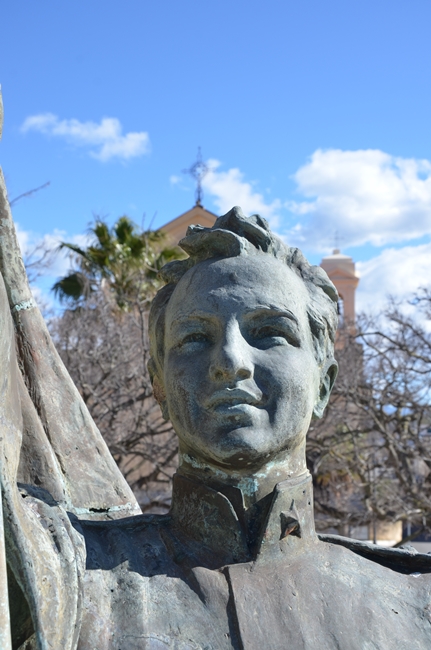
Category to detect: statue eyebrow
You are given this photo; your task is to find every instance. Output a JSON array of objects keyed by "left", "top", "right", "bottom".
[
  {"left": 244, "top": 307, "right": 300, "bottom": 327},
  {"left": 170, "top": 308, "right": 301, "bottom": 332},
  {"left": 170, "top": 312, "right": 215, "bottom": 330}
]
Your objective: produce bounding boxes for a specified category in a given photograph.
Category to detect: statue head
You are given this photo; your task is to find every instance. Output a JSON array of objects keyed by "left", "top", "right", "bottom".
[{"left": 148, "top": 207, "right": 338, "bottom": 473}]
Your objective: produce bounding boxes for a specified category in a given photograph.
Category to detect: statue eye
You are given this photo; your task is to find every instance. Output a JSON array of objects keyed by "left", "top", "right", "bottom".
[
  {"left": 253, "top": 325, "right": 300, "bottom": 348},
  {"left": 256, "top": 326, "right": 282, "bottom": 337},
  {"left": 180, "top": 332, "right": 211, "bottom": 347}
]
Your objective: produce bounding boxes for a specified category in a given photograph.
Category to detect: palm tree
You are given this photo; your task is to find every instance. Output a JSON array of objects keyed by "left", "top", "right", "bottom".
[{"left": 52, "top": 216, "right": 183, "bottom": 308}]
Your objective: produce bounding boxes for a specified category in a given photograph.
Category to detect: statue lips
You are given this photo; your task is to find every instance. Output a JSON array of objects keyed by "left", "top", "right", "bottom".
[{"left": 205, "top": 388, "right": 263, "bottom": 414}]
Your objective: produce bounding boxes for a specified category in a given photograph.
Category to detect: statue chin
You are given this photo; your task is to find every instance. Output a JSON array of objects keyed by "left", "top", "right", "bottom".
[
  {"left": 182, "top": 437, "right": 273, "bottom": 472},
  {"left": 177, "top": 424, "right": 307, "bottom": 476}
]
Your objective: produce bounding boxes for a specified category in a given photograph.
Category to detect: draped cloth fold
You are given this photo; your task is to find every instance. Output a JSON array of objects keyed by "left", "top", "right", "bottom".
[{"left": 0, "top": 271, "right": 86, "bottom": 649}]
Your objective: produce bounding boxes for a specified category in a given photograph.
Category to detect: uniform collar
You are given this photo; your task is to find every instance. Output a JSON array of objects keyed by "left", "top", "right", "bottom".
[{"left": 170, "top": 471, "right": 316, "bottom": 564}]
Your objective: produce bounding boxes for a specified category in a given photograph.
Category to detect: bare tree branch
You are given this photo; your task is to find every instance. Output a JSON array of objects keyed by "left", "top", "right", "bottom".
[{"left": 9, "top": 181, "right": 50, "bottom": 207}]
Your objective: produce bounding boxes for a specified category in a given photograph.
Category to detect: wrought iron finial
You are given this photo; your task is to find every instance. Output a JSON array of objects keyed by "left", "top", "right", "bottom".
[{"left": 182, "top": 148, "right": 209, "bottom": 206}]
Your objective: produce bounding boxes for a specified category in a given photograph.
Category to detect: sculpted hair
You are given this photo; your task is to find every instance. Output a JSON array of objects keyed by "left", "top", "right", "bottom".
[{"left": 148, "top": 206, "right": 338, "bottom": 413}]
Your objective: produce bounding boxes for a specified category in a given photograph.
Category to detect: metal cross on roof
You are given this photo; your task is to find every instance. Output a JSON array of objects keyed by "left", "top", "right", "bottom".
[
  {"left": 182, "top": 147, "right": 210, "bottom": 206},
  {"left": 333, "top": 230, "right": 345, "bottom": 254}
]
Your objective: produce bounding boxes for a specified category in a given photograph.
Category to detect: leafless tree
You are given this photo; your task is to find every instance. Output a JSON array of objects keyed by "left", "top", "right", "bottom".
[
  {"left": 308, "top": 292, "right": 431, "bottom": 544},
  {"left": 51, "top": 293, "right": 178, "bottom": 513}
]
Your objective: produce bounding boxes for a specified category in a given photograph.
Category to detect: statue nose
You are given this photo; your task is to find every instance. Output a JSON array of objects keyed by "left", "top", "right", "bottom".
[{"left": 209, "top": 323, "right": 253, "bottom": 382}]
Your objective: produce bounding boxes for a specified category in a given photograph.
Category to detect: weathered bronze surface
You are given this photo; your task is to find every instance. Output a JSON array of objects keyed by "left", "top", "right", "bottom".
[{"left": 1, "top": 93, "right": 431, "bottom": 647}]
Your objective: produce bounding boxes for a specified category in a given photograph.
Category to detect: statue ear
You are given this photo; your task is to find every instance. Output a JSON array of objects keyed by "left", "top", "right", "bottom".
[
  {"left": 313, "top": 360, "right": 338, "bottom": 419},
  {"left": 148, "top": 359, "right": 170, "bottom": 421}
]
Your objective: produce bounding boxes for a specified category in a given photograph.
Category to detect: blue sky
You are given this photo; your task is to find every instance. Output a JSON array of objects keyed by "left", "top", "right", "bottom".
[{"left": 1, "top": 0, "right": 431, "bottom": 312}]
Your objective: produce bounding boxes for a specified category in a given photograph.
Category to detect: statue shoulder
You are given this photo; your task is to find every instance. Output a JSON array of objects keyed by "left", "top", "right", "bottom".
[{"left": 318, "top": 533, "right": 431, "bottom": 575}]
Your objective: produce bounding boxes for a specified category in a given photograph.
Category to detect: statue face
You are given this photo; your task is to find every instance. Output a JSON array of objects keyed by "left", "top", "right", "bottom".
[{"left": 163, "top": 254, "right": 321, "bottom": 469}]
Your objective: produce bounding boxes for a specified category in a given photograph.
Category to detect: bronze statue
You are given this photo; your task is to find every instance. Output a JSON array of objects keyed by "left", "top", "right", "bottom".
[{"left": 1, "top": 95, "right": 431, "bottom": 649}]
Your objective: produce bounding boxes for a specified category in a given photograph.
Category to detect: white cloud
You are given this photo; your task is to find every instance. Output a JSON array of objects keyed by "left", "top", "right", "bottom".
[
  {"left": 202, "top": 159, "right": 281, "bottom": 227},
  {"left": 13, "top": 224, "right": 90, "bottom": 313},
  {"left": 356, "top": 242, "right": 431, "bottom": 315},
  {"left": 16, "top": 223, "right": 90, "bottom": 278},
  {"left": 21, "top": 113, "right": 150, "bottom": 162},
  {"left": 15, "top": 222, "right": 31, "bottom": 253},
  {"left": 287, "top": 149, "right": 431, "bottom": 250}
]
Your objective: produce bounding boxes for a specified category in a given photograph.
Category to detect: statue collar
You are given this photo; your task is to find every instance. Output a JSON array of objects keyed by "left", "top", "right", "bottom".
[{"left": 170, "top": 471, "right": 316, "bottom": 564}]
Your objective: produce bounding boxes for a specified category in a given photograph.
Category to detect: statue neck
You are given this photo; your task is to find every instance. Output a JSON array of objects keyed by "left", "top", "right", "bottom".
[
  {"left": 170, "top": 466, "right": 316, "bottom": 564},
  {"left": 177, "top": 441, "right": 307, "bottom": 510}
]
